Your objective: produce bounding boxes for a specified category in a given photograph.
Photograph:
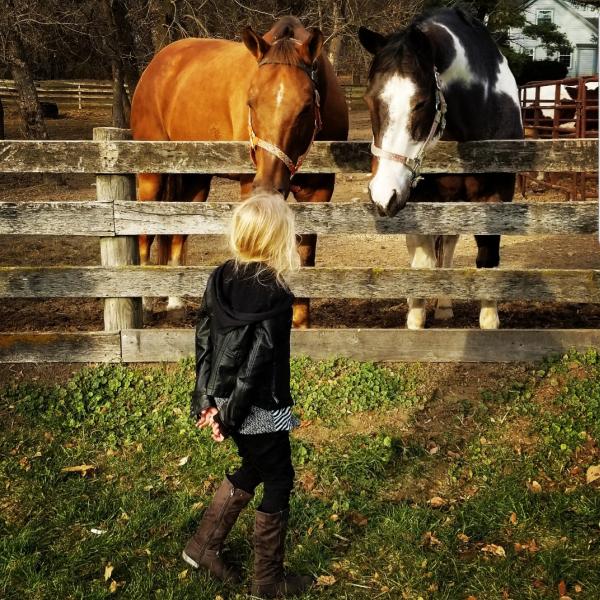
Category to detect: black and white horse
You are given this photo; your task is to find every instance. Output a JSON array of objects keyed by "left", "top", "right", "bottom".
[{"left": 358, "top": 7, "right": 523, "bottom": 330}]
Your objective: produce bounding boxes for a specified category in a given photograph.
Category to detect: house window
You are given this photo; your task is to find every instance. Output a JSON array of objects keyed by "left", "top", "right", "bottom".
[
  {"left": 557, "top": 51, "right": 573, "bottom": 68},
  {"left": 524, "top": 47, "right": 535, "bottom": 59},
  {"left": 536, "top": 9, "right": 553, "bottom": 24}
]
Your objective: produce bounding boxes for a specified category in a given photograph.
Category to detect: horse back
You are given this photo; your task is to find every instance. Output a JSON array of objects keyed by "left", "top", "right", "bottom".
[{"left": 131, "top": 38, "right": 257, "bottom": 142}]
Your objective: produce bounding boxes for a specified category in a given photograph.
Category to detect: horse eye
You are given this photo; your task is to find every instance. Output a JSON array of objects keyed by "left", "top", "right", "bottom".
[{"left": 414, "top": 100, "right": 426, "bottom": 111}]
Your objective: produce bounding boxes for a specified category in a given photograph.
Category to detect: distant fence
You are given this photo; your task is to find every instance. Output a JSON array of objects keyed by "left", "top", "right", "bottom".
[
  {"left": 0, "top": 78, "right": 364, "bottom": 110},
  {"left": 518, "top": 75, "right": 598, "bottom": 200},
  {"left": 0, "top": 130, "right": 598, "bottom": 363},
  {"left": 0, "top": 79, "right": 117, "bottom": 110}
]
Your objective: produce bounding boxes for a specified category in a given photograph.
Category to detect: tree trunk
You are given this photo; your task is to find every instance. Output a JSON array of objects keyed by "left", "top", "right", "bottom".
[
  {"left": 149, "top": 0, "right": 175, "bottom": 53},
  {"left": 111, "top": 0, "right": 140, "bottom": 96},
  {"left": 111, "top": 60, "right": 128, "bottom": 128},
  {"left": 327, "top": 0, "right": 347, "bottom": 72},
  {"left": 0, "top": 97, "right": 4, "bottom": 140},
  {"left": 6, "top": 29, "right": 47, "bottom": 140}
]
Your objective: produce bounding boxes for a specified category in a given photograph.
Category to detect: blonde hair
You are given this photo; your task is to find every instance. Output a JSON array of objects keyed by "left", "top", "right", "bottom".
[{"left": 228, "top": 191, "right": 301, "bottom": 284}]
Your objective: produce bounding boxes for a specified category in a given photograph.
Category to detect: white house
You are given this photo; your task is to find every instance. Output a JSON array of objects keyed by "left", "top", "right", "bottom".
[{"left": 509, "top": 0, "right": 598, "bottom": 77}]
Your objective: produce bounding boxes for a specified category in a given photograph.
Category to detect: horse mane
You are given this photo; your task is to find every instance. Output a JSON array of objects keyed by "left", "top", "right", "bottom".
[
  {"left": 264, "top": 36, "right": 304, "bottom": 68},
  {"left": 368, "top": 24, "right": 424, "bottom": 79},
  {"left": 263, "top": 16, "right": 306, "bottom": 67}
]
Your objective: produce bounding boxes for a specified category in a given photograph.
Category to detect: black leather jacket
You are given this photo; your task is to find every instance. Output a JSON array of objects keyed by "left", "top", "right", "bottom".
[{"left": 190, "top": 260, "right": 295, "bottom": 436}]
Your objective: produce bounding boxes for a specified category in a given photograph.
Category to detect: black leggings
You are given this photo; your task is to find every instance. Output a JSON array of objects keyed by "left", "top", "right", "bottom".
[{"left": 227, "top": 431, "right": 295, "bottom": 514}]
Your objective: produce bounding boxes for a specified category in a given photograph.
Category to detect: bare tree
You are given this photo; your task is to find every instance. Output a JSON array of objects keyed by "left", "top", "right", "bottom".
[{"left": 0, "top": 1, "right": 48, "bottom": 139}]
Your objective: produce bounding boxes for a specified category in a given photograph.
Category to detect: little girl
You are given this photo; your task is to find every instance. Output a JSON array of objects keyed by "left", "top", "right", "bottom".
[{"left": 183, "top": 192, "right": 313, "bottom": 598}]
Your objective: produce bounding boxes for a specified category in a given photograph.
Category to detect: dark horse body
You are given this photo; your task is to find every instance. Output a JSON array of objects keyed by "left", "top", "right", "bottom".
[
  {"left": 359, "top": 7, "right": 523, "bottom": 329},
  {"left": 131, "top": 16, "right": 349, "bottom": 327}
]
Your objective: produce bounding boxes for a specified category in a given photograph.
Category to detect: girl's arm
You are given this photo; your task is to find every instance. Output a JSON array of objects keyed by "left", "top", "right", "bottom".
[{"left": 190, "top": 292, "right": 214, "bottom": 421}]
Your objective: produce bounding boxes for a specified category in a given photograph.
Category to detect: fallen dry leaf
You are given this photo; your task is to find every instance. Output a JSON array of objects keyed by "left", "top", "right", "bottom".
[
  {"left": 558, "top": 580, "right": 567, "bottom": 596},
  {"left": 457, "top": 533, "right": 470, "bottom": 543},
  {"left": 316, "top": 575, "right": 336, "bottom": 586},
  {"left": 481, "top": 544, "right": 506, "bottom": 557},
  {"left": 428, "top": 496, "right": 447, "bottom": 508},
  {"left": 466, "top": 596, "right": 478, "bottom": 600},
  {"left": 509, "top": 512, "right": 518, "bottom": 525},
  {"left": 104, "top": 564, "right": 114, "bottom": 581},
  {"left": 347, "top": 511, "right": 368, "bottom": 527},
  {"left": 585, "top": 465, "right": 600, "bottom": 485},
  {"left": 329, "top": 514, "right": 339, "bottom": 522},
  {"left": 514, "top": 540, "right": 539, "bottom": 554},
  {"left": 177, "top": 456, "right": 189, "bottom": 467},
  {"left": 61, "top": 464, "right": 96, "bottom": 475},
  {"left": 574, "top": 584, "right": 583, "bottom": 593},
  {"left": 178, "top": 569, "right": 188, "bottom": 580},
  {"left": 109, "top": 580, "right": 118, "bottom": 593},
  {"left": 528, "top": 480, "right": 542, "bottom": 493},
  {"left": 421, "top": 531, "right": 442, "bottom": 547}
]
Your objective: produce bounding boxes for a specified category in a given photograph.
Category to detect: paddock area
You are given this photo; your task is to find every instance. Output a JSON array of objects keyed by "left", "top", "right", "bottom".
[{"left": 0, "top": 106, "right": 598, "bottom": 343}]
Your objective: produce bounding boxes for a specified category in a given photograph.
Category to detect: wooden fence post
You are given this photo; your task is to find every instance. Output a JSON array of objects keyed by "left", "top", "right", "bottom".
[{"left": 94, "top": 127, "right": 143, "bottom": 334}]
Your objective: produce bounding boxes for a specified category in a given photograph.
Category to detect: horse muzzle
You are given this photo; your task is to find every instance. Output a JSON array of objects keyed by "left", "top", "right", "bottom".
[{"left": 369, "top": 187, "right": 408, "bottom": 217}]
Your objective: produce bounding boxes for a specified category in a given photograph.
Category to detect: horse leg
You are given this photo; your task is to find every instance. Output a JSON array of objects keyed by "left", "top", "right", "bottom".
[
  {"left": 239, "top": 175, "right": 254, "bottom": 199},
  {"left": 467, "top": 174, "right": 513, "bottom": 330},
  {"left": 137, "top": 173, "right": 163, "bottom": 322},
  {"left": 165, "top": 174, "right": 212, "bottom": 321},
  {"left": 406, "top": 234, "right": 437, "bottom": 330},
  {"left": 475, "top": 234, "right": 500, "bottom": 329},
  {"left": 291, "top": 173, "right": 335, "bottom": 329},
  {"left": 434, "top": 235, "right": 459, "bottom": 320}
]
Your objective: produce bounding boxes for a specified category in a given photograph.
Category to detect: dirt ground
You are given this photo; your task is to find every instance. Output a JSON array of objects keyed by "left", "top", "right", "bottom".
[{"left": 1, "top": 106, "right": 599, "bottom": 337}]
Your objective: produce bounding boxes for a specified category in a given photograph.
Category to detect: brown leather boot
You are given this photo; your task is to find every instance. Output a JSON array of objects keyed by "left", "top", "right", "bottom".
[
  {"left": 182, "top": 476, "right": 253, "bottom": 583},
  {"left": 251, "top": 509, "right": 314, "bottom": 598}
]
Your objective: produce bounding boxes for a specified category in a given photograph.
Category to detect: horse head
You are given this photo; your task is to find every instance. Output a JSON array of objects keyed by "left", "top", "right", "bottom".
[
  {"left": 242, "top": 24, "right": 324, "bottom": 198},
  {"left": 359, "top": 24, "right": 446, "bottom": 216}
]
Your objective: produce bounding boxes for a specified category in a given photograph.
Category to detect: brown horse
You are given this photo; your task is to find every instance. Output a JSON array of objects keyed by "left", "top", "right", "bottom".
[{"left": 130, "top": 16, "right": 349, "bottom": 327}]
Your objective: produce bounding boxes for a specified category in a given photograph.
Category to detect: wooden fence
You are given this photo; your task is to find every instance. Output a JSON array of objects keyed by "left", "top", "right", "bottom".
[
  {"left": 0, "top": 79, "right": 362, "bottom": 111},
  {"left": 0, "top": 130, "right": 598, "bottom": 363}
]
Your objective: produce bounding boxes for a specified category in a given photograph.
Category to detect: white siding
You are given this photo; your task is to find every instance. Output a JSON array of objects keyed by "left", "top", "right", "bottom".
[{"left": 509, "top": 0, "right": 598, "bottom": 76}]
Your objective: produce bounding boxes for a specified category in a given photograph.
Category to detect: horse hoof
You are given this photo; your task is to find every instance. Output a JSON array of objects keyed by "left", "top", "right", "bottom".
[
  {"left": 479, "top": 308, "right": 500, "bottom": 330},
  {"left": 407, "top": 309, "right": 426, "bottom": 330},
  {"left": 434, "top": 307, "right": 453, "bottom": 321}
]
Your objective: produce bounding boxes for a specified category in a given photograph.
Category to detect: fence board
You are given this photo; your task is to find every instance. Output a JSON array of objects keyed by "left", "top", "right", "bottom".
[
  {"left": 0, "top": 139, "right": 596, "bottom": 174},
  {"left": 0, "top": 201, "right": 114, "bottom": 235},
  {"left": 115, "top": 200, "right": 598, "bottom": 236},
  {"left": 0, "top": 332, "right": 121, "bottom": 363},
  {"left": 121, "top": 328, "right": 600, "bottom": 363},
  {"left": 1, "top": 201, "right": 595, "bottom": 237},
  {"left": 2, "top": 266, "right": 598, "bottom": 302}
]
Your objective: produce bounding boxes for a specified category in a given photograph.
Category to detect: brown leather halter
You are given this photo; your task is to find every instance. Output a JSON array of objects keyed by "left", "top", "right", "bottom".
[
  {"left": 370, "top": 67, "right": 447, "bottom": 188},
  {"left": 248, "top": 41, "right": 322, "bottom": 178}
]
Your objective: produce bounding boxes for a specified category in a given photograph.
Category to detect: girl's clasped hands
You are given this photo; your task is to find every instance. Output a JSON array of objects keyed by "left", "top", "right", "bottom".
[{"left": 195, "top": 407, "right": 225, "bottom": 442}]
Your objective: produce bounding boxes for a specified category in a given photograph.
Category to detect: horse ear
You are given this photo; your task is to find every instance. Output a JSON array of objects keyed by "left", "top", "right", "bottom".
[
  {"left": 300, "top": 27, "right": 324, "bottom": 64},
  {"left": 408, "top": 25, "right": 431, "bottom": 54},
  {"left": 241, "top": 26, "right": 271, "bottom": 62},
  {"left": 358, "top": 26, "right": 387, "bottom": 55}
]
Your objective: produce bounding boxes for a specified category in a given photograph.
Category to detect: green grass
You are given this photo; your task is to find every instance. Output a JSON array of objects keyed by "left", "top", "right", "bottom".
[{"left": 1, "top": 353, "right": 600, "bottom": 599}]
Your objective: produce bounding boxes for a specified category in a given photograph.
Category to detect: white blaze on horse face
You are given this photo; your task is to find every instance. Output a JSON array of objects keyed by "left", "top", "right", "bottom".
[
  {"left": 275, "top": 81, "right": 285, "bottom": 108},
  {"left": 369, "top": 75, "right": 420, "bottom": 211}
]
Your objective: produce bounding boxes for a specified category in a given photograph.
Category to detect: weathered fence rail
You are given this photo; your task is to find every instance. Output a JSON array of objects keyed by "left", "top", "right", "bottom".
[
  {"left": 1, "top": 200, "right": 597, "bottom": 236},
  {"left": 0, "top": 132, "right": 598, "bottom": 363},
  {"left": 0, "top": 139, "right": 594, "bottom": 174}
]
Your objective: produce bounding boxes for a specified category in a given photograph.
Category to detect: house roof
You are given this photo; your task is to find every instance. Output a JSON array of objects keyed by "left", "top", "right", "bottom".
[{"left": 524, "top": 0, "right": 598, "bottom": 32}]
